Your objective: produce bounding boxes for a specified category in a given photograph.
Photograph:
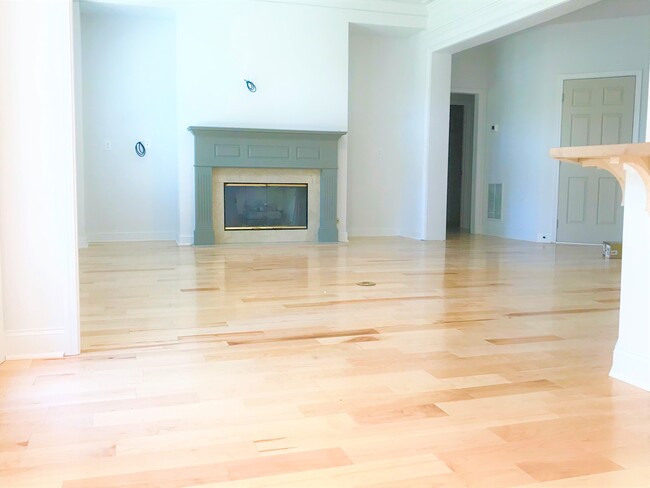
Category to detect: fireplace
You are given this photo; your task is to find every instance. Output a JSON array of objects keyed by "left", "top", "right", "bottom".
[
  {"left": 188, "top": 127, "right": 345, "bottom": 245},
  {"left": 224, "top": 183, "right": 308, "bottom": 230},
  {"left": 213, "top": 168, "right": 319, "bottom": 244}
]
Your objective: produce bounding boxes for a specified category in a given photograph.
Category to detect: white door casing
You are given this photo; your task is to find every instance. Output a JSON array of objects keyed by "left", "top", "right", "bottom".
[
  {"left": 557, "top": 76, "right": 636, "bottom": 244},
  {"left": 0, "top": 247, "right": 4, "bottom": 364}
]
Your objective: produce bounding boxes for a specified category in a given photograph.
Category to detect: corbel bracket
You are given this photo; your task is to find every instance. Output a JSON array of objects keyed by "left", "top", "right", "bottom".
[{"left": 550, "top": 143, "right": 650, "bottom": 213}]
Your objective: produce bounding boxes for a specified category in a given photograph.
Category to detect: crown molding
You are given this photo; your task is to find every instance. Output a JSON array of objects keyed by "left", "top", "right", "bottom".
[{"left": 80, "top": 0, "right": 429, "bottom": 18}]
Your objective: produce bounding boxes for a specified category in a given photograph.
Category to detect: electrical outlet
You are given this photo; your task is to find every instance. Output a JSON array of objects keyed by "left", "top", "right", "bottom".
[{"left": 104, "top": 140, "right": 112, "bottom": 150}]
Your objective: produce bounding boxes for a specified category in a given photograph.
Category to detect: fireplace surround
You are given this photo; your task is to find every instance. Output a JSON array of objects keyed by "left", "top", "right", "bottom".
[{"left": 189, "top": 127, "right": 345, "bottom": 245}]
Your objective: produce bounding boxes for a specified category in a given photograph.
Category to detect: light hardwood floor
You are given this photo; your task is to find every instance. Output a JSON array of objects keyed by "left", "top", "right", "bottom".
[{"left": 2, "top": 234, "right": 650, "bottom": 487}]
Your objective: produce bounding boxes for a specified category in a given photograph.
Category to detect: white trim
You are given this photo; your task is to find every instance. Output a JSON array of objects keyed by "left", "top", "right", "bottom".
[
  {"left": 83, "top": 0, "right": 429, "bottom": 19},
  {"left": 214, "top": 0, "right": 428, "bottom": 18},
  {"left": 5, "top": 328, "right": 67, "bottom": 359},
  {"left": 348, "top": 227, "right": 402, "bottom": 237},
  {"left": 78, "top": 234, "right": 88, "bottom": 248},
  {"left": 66, "top": 0, "right": 81, "bottom": 357},
  {"left": 556, "top": 241, "right": 601, "bottom": 247},
  {"left": 338, "top": 230, "right": 349, "bottom": 243},
  {"left": 426, "top": 0, "right": 601, "bottom": 54},
  {"left": 610, "top": 347, "right": 650, "bottom": 391},
  {"left": 176, "top": 233, "right": 193, "bottom": 246},
  {"left": 552, "top": 70, "right": 643, "bottom": 243},
  {"left": 7, "top": 352, "right": 65, "bottom": 361},
  {"left": 399, "top": 229, "right": 424, "bottom": 240},
  {"left": 0, "top": 235, "right": 4, "bottom": 365},
  {"left": 420, "top": 53, "right": 433, "bottom": 239},
  {"left": 87, "top": 231, "right": 179, "bottom": 242}
]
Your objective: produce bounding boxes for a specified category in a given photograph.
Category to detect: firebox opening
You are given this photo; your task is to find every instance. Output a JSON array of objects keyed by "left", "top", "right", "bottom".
[{"left": 224, "top": 183, "right": 308, "bottom": 230}]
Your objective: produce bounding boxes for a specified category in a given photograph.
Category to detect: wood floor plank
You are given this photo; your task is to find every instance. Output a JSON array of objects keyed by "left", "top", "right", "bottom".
[
  {"left": 1, "top": 235, "right": 648, "bottom": 487},
  {"left": 486, "top": 335, "right": 564, "bottom": 345},
  {"left": 61, "top": 461, "right": 231, "bottom": 488}
]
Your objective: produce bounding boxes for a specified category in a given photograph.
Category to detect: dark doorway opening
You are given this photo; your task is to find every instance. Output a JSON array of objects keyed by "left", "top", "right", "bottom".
[{"left": 447, "top": 93, "right": 475, "bottom": 232}]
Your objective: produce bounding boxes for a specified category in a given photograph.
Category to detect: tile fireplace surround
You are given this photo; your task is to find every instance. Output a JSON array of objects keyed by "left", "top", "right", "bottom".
[{"left": 189, "top": 127, "right": 346, "bottom": 245}]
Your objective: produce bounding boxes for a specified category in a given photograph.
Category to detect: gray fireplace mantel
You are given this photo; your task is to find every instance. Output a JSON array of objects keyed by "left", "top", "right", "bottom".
[{"left": 188, "top": 127, "right": 346, "bottom": 245}]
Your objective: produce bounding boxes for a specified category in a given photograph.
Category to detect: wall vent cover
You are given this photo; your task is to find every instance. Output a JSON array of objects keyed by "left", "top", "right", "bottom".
[{"left": 488, "top": 183, "right": 503, "bottom": 220}]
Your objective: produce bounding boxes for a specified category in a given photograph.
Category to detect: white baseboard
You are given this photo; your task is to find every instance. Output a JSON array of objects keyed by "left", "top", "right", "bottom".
[
  {"left": 6, "top": 352, "right": 65, "bottom": 360},
  {"left": 78, "top": 234, "right": 89, "bottom": 248},
  {"left": 338, "top": 230, "right": 349, "bottom": 243},
  {"left": 87, "top": 231, "right": 178, "bottom": 243},
  {"left": 610, "top": 348, "right": 650, "bottom": 391},
  {"left": 176, "top": 234, "right": 193, "bottom": 246},
  {"left": 348, "top": 227, "right": 401, "bottom": 237},
  {"left": 399, "top": 229, "right": 425, "bottom": 240},
  {"left": 4, "top": 328, "right": 66, "bottom": 359}
]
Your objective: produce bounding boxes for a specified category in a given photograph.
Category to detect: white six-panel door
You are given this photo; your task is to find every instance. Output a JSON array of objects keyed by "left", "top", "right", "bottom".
[{"left": 557, "top": 76, "right": 636, "bottom": 244}]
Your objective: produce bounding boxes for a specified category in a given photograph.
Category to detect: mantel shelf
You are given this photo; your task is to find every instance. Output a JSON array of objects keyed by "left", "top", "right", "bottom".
[{"left": 550, "top": 142, "right": 650, "bottom": 212}]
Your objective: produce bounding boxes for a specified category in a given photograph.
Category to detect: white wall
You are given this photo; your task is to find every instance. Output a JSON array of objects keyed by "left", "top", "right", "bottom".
[
  {"left": 0, "top": 0, "right": 80, "bottom": 358},
  {"left": 347, "top": 27, "right": 427, "bottom": 238},
  {"left": 81, "top": 4, "right": 179, "bottom": 242},
  {"left": 452, "top": 12, "right": 650, "bottom": 242},
  {"left": 175, "top": 0, "right": 348, "bottom": 244}
]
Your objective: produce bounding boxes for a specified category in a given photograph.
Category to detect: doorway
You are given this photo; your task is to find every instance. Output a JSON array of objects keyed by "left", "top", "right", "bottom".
[
  {"left": 447, "top": 93, "right": 475, "bottom": 231},
  {"left": 556, "top": 75, "right": 637, "bottom": 244}
]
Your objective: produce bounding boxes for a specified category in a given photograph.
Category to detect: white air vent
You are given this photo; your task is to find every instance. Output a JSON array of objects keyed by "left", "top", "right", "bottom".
[{"left": 488, "top": 183, "right": 502, "bottom": 220}]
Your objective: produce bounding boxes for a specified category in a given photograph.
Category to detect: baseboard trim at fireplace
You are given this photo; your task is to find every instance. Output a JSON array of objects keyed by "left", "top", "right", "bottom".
[
  {"left": 87, "top": 231, "right": 179, "bottom": 243},
  {"left": 176, "top": 234, "right": 193, "bottom": 246}
]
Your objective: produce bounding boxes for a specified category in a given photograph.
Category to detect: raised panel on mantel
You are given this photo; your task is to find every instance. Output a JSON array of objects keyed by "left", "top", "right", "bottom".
[
  {"left": 215, "top": 144, "right": 241, "bottom": 158},
  {"left": 297, "top": 146, "right": 320, "bottom": 160},
  {"left": 248, "top": 145, "right": 290, "bottom": 159}
]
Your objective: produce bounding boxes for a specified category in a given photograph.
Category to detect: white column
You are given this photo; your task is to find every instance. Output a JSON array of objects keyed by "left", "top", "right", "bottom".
[
  {"left": 423, "top": 52, "right": 452, "bottom": 240},
  {"left": 610, "top": 166, "right": 650, "bottom": 390},
  {"left": 0, "top": 0, "right": 80, "bottom": 358}
]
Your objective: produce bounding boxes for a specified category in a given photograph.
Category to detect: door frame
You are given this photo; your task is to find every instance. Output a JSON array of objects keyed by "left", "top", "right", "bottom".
[
  {"left": 551, "top": 70, "right": 643, "bottom": 243},
  {"left": 0, "top": 231, "right": 4, "bottom": 364},
  {"left": 449, "top": 89, "right": 486, "bottom": 235}
]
